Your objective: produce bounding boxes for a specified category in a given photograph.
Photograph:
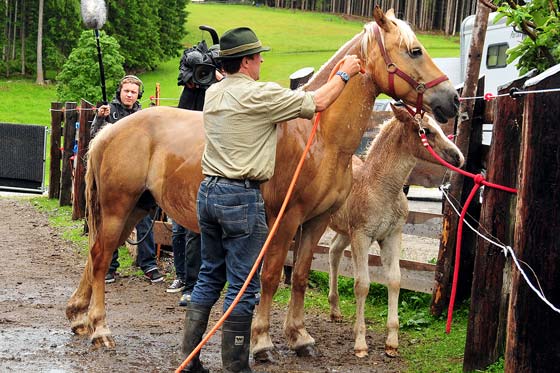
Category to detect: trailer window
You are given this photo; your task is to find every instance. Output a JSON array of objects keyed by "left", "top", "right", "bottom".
[{"left": 486, "top": 43, "right": 509, "bottom": 69}]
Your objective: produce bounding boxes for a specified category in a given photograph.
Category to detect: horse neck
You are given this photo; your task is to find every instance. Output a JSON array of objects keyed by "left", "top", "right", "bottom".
[
  {"left": 302, "top": 32, "right": 364, "bottom": 92},
  {"left": 361, "top": 121, "right": 418, "bottom": 196}
]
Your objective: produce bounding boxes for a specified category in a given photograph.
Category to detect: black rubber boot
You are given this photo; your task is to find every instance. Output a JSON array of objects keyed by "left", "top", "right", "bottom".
[
  {"left": 222, "top": 315, "right": 266, "bottom": 373},
  {"left": 181, "top": 303, "right": 211, "bottom": 373}
]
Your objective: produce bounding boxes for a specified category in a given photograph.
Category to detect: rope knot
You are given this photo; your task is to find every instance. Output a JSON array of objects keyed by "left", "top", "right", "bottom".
[{"left": 474, "top": 173, "right": 485, "bottom": 185}]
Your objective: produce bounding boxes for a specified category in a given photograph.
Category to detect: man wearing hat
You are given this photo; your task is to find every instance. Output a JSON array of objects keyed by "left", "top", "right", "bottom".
[{"left": 181, "top": 27, "right": 361, "bottom": 373}]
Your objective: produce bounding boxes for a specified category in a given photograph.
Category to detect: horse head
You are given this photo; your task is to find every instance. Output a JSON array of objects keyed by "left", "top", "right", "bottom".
[
  {"left": 391, "top": 103, "right": 464, "bottom": 168},
  {"left": 360, "top": 6, "right": 459, "bottom": 123}
]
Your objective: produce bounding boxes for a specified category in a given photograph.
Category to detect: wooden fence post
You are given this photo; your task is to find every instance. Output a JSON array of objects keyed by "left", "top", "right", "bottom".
[
  {"left": 71, "top": 100, "right": 94, "bottom": 220},
  {"left": 60, "top": 102, "right": 78, "bottom": 206},
  {"left": 431, "top": 3, "right": 491, "bottom": 316},
  {"left": 463, "top": 74, "right": 532, "bottom": 372},
  {"left": 505, "top": 65, "right": 560, "bottom": 372},
  {"left": 49, "top": 102, "right": 63, "bottom": 199}
]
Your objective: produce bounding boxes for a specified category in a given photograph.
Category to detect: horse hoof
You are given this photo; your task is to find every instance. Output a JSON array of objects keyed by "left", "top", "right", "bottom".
[
  {"left": 71, "top": 323, "right": 89, "bottom": 336},
  {"left": 91, "top": 334, "right": 116, "bottom": 349},
  {"left": 385, "top": 347, "right": 399, "bottom": 358},
  {"left": 253, "top": 349, "right": 278, "bottom": 364},
  {"left": 295, "top": 344, "right": 318, "bottom": 357},
  {"left": 330, "top": 314, "right": 344, "bottom": 323},
  {"left": 355, "top": 350, "right": 368, "bottom": 358}
]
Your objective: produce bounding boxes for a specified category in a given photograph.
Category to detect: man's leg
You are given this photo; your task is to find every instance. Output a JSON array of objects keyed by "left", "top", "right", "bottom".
[
  {"left": 169, "top": 220, "right": 187, "bottom": 293},
  {"left": 135, "top": 214, "right": 163, "bottom": 282}
]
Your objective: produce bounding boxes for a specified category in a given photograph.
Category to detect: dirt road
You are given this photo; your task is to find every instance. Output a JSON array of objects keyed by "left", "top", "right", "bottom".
[{"left": 0, "top": 197, "right": 407, "bottom": 372}]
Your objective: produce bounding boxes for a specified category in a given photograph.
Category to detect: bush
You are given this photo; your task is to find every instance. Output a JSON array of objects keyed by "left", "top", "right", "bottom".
[{"left": 56, "top": 30, "right": 125, "bottom": 103}]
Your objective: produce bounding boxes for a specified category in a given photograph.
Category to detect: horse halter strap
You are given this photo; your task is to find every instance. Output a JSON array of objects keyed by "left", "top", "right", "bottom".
[{"left": 372, "top": 23, "right": 449, "bottom": 117}]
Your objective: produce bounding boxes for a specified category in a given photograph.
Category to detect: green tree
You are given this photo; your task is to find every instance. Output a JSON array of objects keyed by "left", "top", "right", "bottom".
[
  {"left": 56, "top": 30, "right": 125, "bottom": 103},
  {"left": 493, "top": 0, "right": 560, "bottom": 74},
  {"left": 158, "top": 0, "right": 188, "bottom": 59},
  {"left": 105, "top": 0, "right": 164, "bottom": 72}
]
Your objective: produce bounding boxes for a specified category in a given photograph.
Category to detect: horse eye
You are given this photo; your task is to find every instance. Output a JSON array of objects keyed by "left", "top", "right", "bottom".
[{"left": 409, "top": 48, "right": 423, "bottom": 58}]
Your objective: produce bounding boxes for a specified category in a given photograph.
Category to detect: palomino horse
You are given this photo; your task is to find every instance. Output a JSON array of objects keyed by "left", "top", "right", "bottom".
[
  {"left": 65, "top": 6, "right": 459, "bottom": 354},
  {"left": 327, "top": 104, "right": 464, "bottom": 358}
]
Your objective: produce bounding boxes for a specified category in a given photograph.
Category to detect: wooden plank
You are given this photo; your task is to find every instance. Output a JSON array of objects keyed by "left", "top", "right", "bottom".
[
  {"left": 48, "top": 102, "right": 63, "bottom": 199},
  {"left": 60, "top": 102, "right": 78, "bottom": 206},
  {"left": 287, "top": 244, "right": 435, "bottom": 294},
  {"left": 72, "top": 100, "right": 94, "bottom": 220}
]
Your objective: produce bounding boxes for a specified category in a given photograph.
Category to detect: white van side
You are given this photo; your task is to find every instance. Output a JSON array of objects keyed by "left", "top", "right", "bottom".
[{"left": 460, "top": 12, "right": 525, "bottom": 94}]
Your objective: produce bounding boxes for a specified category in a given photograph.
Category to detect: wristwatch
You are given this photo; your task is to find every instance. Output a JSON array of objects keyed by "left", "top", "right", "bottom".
[{"left": 336, "top": 71, "right": 350, "bottom": 84}]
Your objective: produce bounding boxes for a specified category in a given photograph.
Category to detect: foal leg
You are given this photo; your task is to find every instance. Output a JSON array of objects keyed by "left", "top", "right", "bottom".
[
  {"left": 284, "top": 214, "right": 330, "bottom": 356},
  {"left": 379, "top": 230, "right": 402, "bottom": 357},
  {"left": 328, "top": 233, "right": 351, "bottom": 322},
  {"left": 350, "top": 231, "right": 374, "bottom": 358}
]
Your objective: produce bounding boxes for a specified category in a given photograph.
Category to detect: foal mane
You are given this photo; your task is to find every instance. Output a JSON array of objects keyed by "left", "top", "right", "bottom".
[{"left": 363, "top": 116, "right": 401, "bottom": 159}]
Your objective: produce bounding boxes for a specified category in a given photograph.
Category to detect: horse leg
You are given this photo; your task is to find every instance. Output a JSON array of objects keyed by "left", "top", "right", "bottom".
[
  {"left": 66, "top": 256, "right": 94, "bottom": 336},
  {"left": 328, "top": 233, "right": 351, "bottom": 322},
  {"left": 379, "top": 230, "right": 402, "bottom": 357},
  {"left": 252, "top": 215, "right": 301, "bottom": 363},
  {"left": 284, "top": 214, "right": 330, "bottom": 357},
  {"left": 350, "top": 231, "right": 374, "bottom": 358}
]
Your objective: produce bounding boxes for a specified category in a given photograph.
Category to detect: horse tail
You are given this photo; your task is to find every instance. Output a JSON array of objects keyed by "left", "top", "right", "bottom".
[{"left": 85, "top": 150, "right": 100, "bottom": 249}]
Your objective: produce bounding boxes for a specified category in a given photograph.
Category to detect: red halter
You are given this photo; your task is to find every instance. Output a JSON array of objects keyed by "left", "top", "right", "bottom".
[{"left": 372, "top": 23, "right": 449, "bottom": 117}]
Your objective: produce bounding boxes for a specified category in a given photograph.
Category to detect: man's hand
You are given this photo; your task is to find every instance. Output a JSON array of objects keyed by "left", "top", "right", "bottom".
[
  {"left": 96, "top": 104, "right": 111, "bottom": 117},
  {"left": 338, "top": 54, "right": 362, "bottom": 79}
]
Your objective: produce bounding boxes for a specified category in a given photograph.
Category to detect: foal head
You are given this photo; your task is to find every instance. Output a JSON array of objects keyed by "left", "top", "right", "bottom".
[
  {"left": 360, "top": 6, "right": 459, "bottom": 122},
  {"left": 391, "top": 104, "right": 464, "bottom": 168}
]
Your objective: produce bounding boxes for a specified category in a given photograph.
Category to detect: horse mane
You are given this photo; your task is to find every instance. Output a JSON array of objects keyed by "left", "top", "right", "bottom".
[{"left": 303, "top": 15, "right": 416, "bottom": 92}]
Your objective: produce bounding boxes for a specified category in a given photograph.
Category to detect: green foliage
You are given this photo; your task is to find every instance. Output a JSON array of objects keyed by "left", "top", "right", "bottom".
[
  {"left": 56, "top": 31, "right": 125, "bottom": 103},
  {"left": 158, "top": 0, "right": 189, "bottom": 59},
  {"left": 494, "top": 0, "right": 560, "bottom": 74}
]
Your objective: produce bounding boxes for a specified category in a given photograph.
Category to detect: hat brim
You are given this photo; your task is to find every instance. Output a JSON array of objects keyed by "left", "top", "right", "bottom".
[{"left": 217, "top": 45, "right": 271, "bottom": 60}]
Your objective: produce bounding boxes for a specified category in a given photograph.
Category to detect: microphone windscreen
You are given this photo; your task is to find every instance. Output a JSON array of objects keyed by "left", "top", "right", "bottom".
[{"left": 81, "top": 0, "right": 107, "bottom": 30}]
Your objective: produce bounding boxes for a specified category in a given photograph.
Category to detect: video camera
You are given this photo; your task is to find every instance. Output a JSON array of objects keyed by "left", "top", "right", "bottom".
[{"left": 178, "top": 26, "right": 221, "bottom": 88}]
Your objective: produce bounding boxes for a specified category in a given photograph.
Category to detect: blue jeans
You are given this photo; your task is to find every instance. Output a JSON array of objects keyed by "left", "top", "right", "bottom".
[
  {"left": 171, "top": 220, "right": 202, "bottom": 292},
  {"left": 109, "top": 215, "right": 158, "bottom": 274},
  {"left": 190, "top": 177, "right": 268, "bottom": 316}
]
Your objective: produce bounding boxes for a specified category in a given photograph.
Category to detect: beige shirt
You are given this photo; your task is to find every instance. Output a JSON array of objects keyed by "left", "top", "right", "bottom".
[{"left": 201, "top": 73, "right": 316, "bottom": 181}]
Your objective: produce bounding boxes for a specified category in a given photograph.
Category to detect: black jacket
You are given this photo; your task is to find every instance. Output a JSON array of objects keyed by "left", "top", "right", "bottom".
[{"left": 90, "top": 97, "right": 141, "bottom": 138}]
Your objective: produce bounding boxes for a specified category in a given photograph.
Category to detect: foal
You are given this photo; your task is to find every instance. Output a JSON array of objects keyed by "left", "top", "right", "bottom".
[{"left": 327, "top": 104, "right": 464, "bottom": 358}]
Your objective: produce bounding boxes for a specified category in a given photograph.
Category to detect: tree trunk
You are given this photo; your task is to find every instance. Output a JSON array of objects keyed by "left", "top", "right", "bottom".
[
  {"left": 20, "top": 0, "right": 25, "bottom": 75},
  {"left": 36, "top": 0, "right": 44, "bottom": 84}
]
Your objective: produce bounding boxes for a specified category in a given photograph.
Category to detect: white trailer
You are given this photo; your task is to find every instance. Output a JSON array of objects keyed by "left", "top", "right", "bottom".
[{"left": 460, "top": 12, "right": 525, "bottom": 95}]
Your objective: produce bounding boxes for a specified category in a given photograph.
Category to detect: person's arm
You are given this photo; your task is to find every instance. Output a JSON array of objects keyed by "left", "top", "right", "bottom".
[
  {"left": 312, "top": 55, "right": 362, "bottom": 112},
  {"left": 90, "top": 104, "right": 111, "bottom": 138}
]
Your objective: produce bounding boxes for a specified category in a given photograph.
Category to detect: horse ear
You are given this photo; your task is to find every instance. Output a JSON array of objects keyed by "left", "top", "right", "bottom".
[
  {"left": 373, "top": 5, "right": 394, "bottom": 31},
  {"left": 390, "top": 103, "right": 411, "bottom": 123},
  {"left": 386, "top": 8, "right": 395, "bottom": 18}
]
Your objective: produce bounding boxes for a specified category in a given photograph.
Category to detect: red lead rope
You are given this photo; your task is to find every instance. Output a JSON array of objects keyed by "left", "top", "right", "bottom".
[{"left": 419, "top": 131, "right": 517, "bottom": 333}]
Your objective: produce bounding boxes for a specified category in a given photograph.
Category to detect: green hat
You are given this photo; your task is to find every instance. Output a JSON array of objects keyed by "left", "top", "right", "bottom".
[{"left": 218, "top": 27, "right": 270, "bottom": 60}]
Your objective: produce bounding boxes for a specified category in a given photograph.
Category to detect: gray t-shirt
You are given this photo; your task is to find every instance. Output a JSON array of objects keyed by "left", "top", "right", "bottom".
[{"left": 201, "top": 73, "right": 316, "bottom": 181}]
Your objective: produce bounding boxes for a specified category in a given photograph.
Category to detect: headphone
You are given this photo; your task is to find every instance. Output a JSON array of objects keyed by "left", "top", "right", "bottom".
[{"left": 116, "top": 75, "right": 144, "bottom": 100}]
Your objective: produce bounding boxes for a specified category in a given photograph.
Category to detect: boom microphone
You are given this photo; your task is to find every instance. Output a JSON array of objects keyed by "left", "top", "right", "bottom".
[{"left": 80, "top": 0, "right": 107, "bottom": 30}]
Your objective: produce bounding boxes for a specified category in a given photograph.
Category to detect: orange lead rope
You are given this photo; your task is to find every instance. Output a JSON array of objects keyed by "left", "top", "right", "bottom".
[{"left": 176, "top": 58, "right": 359, "bottom": 372}]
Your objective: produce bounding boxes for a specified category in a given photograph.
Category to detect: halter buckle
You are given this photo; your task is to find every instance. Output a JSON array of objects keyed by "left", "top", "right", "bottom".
[
  {"left": 386, "top": 63, "right": 397, "bottom": 73},
  {"left": 416, "top": 83, "right": 426, "bottom": 93}
]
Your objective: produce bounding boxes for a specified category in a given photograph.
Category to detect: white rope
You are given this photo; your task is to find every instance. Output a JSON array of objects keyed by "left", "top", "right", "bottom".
[
  {"left": 460, "top": 86, "right": 560, "bottom": 101},
  {"left": 439, "top": 186, "right": 560, "bottom": 314}
]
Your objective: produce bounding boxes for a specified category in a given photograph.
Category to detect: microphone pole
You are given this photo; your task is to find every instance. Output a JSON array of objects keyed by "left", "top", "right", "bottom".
[{"left": 93, "top": 29, "right": 107, "bottom": 104}]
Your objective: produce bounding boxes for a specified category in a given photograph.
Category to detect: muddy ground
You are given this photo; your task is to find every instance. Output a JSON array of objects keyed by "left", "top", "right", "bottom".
[{"left": 0, "top": 196, "right": 427, "bottom": 372}]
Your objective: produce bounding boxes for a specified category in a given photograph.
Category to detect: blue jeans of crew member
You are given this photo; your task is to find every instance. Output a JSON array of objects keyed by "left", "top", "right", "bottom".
[
  {"left": 190, "top": 177, "right": 268, "bottom": 316},
  {"left": 171, "top": 221, "right": 202, "bottom": 292},
  {"left": 109, "top": 215, "right": 158, "bottom": 274}
]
